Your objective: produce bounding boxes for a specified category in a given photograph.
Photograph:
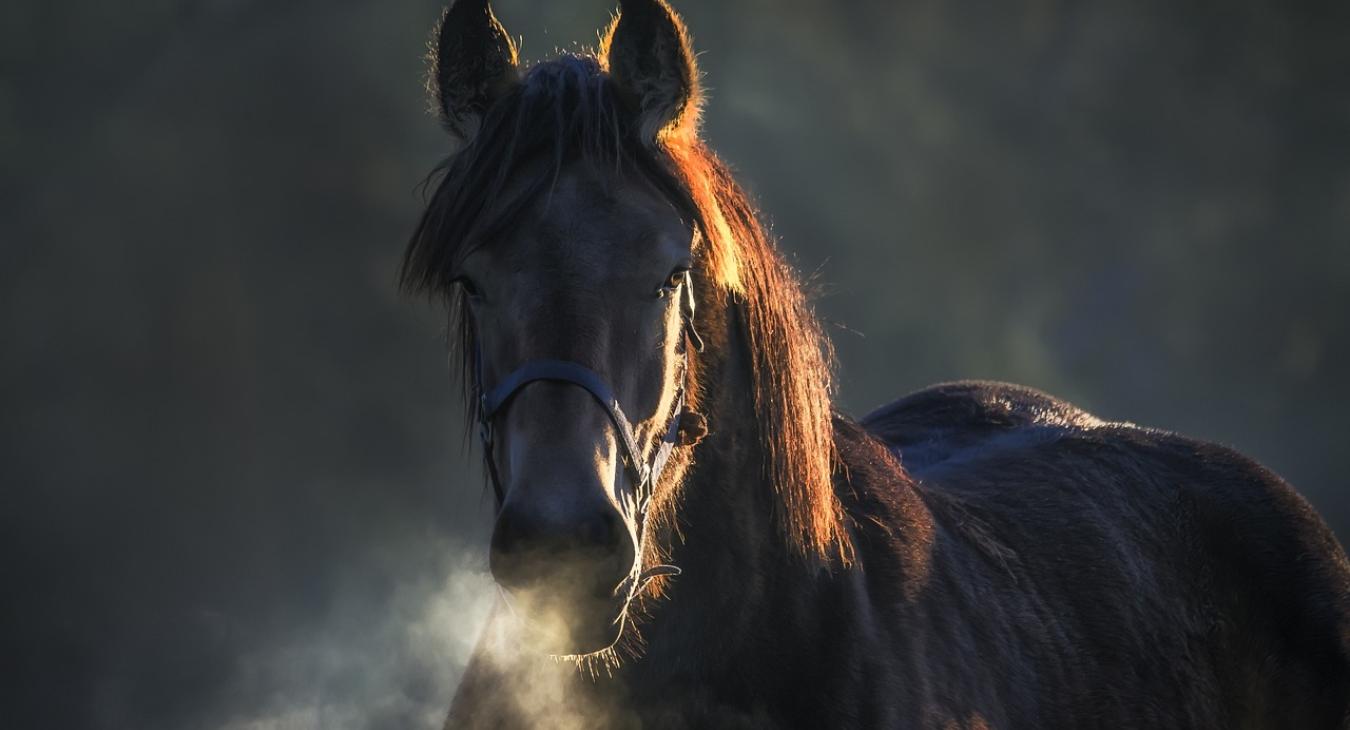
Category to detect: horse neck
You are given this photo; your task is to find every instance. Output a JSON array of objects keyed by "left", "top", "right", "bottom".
[{"left": 636, "top": 296, "right": 814, "bottom": 673}]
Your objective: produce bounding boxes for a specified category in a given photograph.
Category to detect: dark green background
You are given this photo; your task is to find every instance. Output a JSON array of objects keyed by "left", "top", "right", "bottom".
[{"left": 3, "top": 1, "right": 1347, "bottom": 727}]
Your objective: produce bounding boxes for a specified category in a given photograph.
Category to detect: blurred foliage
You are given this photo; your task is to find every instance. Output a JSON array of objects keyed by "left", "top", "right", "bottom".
[{"left": 2, "top": 0, "right": 1348, "bottom": 727}]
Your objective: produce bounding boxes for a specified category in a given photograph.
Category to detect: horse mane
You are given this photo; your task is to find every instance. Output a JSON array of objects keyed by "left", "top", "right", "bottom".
[{"left": 401, "top": 54, "right": 851, "bottom": 563}]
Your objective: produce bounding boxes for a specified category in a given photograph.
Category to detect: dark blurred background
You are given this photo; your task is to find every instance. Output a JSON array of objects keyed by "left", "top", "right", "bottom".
[{"left": 3, "top": 0, "right": 1348, "bottom": 727}]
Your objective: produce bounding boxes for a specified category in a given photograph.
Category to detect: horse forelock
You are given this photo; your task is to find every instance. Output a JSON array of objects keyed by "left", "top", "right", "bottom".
[{"left": 402, "top": 52, "right": 851, "bottom": 565}]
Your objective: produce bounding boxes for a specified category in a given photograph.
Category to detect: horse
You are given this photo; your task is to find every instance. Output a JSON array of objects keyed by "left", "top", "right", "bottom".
[{"left": 402, "top": 1, "right": 1350, "bottom": 727}]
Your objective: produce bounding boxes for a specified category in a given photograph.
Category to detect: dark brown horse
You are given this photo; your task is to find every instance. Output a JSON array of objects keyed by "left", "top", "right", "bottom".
[{"left": 403, "top": 1, "right": 1350, "bottom": 727}]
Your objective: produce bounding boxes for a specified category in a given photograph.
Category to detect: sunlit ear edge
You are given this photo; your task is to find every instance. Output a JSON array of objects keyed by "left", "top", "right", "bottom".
[
  {"left": 428, "top": 0, "right": 521, "bottom": 145},
  {"left": 599, "top": 0, "right": 704, "bottom": 145}
]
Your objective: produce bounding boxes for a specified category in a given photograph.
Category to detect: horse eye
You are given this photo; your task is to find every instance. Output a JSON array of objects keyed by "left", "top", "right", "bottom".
[
  {"left": 658, "top": 268, "right": 689, "bottom": 297},
  {"left": 453, "top": 277, "right": 481, "bottom": 298}
]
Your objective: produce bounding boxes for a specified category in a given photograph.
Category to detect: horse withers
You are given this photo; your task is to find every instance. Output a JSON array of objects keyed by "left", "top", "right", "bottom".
[{"left": 403, "top": 1, "right": 1350, "bottom": 727}]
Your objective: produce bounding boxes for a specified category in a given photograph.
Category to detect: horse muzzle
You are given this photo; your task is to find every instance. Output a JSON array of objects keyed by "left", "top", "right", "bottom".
[{"left": 489, "top": 497, "right": 637, "bottom": 654}]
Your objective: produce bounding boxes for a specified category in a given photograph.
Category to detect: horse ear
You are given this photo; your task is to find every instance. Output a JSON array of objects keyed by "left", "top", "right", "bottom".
[
  {"left": 431, "top": 0, "right": 519, "bottom": 144},
  {"left": 601, "top": 0, "right": 702, "bottom": 143}
]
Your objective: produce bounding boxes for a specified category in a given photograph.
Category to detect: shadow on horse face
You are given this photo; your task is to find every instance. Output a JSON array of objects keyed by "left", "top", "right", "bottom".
[{"left": 459, "top": 156, "right": 696, "bottom": 655}]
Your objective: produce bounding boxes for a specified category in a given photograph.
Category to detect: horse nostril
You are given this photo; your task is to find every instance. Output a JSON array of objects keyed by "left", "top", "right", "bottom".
[
  {"left": 488, "top": 508, "right": 528, "bottom": 562},
  {"left": 489, "top": 503, "right": 633, "bottom": 590},
  {"left": 585, "top": 511, "right": 625, "bottom": 556}
]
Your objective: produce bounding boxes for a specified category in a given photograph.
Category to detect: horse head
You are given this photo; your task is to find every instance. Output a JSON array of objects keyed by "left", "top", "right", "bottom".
[
  {"left": 405, "top": 0, "right": 847, "bottom": 662},
  {"left": 410, "top": 0, "right": 706, "bottom": 657}
]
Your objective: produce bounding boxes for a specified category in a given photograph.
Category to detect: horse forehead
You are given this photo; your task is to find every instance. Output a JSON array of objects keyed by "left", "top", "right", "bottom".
[{"left": 511, "top": 164, "right": 675, "bottom": 274}]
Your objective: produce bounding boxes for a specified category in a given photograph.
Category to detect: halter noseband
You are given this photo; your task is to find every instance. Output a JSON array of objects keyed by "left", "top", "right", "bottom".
[{"left": 471, "top": 272, "right": 702, "bottom": 597}]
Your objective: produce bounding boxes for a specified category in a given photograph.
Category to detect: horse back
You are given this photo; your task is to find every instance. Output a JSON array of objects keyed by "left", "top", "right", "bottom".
[
  {"left": 852, "top": 380, "right": 1350, "bottom": 728},
  {"left": 859, "top": 380, "right": 1104, "bottom": 471}
]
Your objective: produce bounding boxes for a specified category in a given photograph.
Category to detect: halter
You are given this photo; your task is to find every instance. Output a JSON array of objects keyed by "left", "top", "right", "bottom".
[{"left": 471, "top": 271, "right": 703, "bottom": 599}]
